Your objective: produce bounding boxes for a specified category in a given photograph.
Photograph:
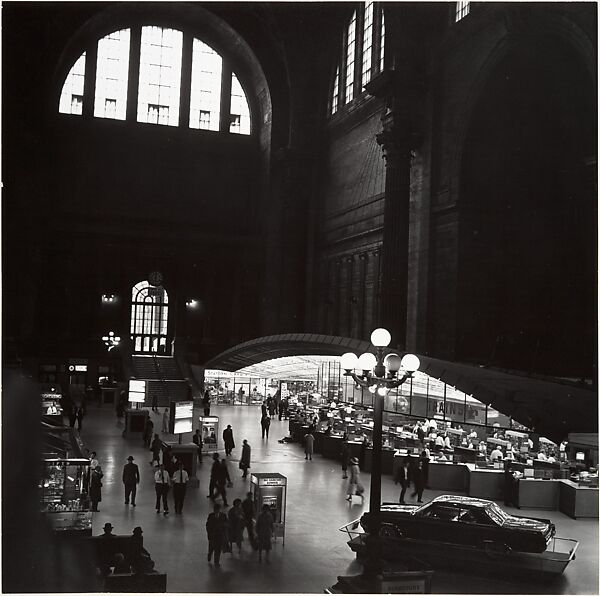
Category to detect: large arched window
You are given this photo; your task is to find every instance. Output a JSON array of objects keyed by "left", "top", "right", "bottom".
[
  {"left": 330, "top": 1, "right": 386, "bottom": 115},
  {"left": 59, "top": 25, "right": 251, "bottom": 135},
  {"left": 130, "top": 280, "right": 169, "bottom": 354}
]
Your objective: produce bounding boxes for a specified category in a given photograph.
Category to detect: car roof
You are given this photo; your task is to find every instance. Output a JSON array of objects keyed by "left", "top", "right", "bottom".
[{"left": 429, "top": 495, "right": 492, "bottom": 508}]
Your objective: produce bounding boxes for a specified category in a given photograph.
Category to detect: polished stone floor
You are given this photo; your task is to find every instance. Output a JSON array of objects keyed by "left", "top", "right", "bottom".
[{"left": 80, "top": 403, "right": 598, "bottom": 594}]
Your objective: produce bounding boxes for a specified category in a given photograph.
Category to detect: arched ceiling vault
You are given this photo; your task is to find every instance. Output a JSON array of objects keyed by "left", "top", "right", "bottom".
[{"left": 204, "top": 334, "right": 597, "bottom": 443}]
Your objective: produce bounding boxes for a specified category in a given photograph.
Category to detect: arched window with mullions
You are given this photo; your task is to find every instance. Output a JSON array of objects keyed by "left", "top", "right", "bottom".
[
  {"left": 59, "top": 25, "right": 252, "bottom": 135},
  {"left": 330, "top": 1, "right": 385, "bottom": 116},
  {"left": 130, "top": 281, "right": 169, "bottom": 354}
]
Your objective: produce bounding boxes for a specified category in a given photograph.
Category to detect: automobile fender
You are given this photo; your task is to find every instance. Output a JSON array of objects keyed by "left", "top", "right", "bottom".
[{"left": 482, "top": 540, "right": 511, "bottom": 559}]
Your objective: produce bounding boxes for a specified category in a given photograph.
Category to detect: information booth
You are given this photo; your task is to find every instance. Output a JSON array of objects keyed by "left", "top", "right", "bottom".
[
  {"left": 199, "top": 416, "right": 219, "bottom": 452},
  {"left": 250, "top": 473, "right": 287, "bottom": 545}
]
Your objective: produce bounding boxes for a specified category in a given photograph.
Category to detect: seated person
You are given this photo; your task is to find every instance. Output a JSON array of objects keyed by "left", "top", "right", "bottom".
[
  {"left": 112, "top": 552, "right": 131, "bottom": 574},
  {"left": 129, "top": 527, "right": 155, "bottom": 574},
  {"left": 490, "top": 447, "right": 504, "bottom": 461}
]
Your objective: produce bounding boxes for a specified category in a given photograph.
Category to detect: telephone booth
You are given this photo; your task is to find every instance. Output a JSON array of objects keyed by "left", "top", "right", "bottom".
[
  {"left": 199, "top": 416, "right": 219, "bottom": 452},
  {"left": 250, "top": 472, "right": 287, "bottom": 546}
]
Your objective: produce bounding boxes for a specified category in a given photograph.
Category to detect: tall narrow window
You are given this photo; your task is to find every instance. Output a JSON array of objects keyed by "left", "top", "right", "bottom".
[
  {"left": 361, "top": 0, "right": 374, "bottom": 87},
  {"left": 189, "top": 38, "right": 222, "bottom": 131},
  {"left": 95, "top": 29, "right": 130, "bottom": 120},
  {"left": 331, "top": 65, "right": 340, "bottom": 115},
  {"left": 137, "top": 26, "right": 183, "bottom": 127},
  {"left": 455, "top": 1, "right": 470, "bottom": 22},
  {"left": 130, "top": 280, "right": 169, "bottom": 354},
  {"left": 59, "top": 53, "right": 86, "bottom": 115},
  {"left": 379, "top": 9, "right": 386, "bottom": 71},
  {"left": 230, "top": 73, "right": 250, "bottom": 135},
  {"left": 344, "top": 11, "right": 357, "bottom": 104}
]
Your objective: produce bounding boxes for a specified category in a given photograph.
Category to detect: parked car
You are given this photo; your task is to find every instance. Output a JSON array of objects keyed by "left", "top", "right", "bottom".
[{"left": 360, "top": 495, "right": 555, "bottom": 553}]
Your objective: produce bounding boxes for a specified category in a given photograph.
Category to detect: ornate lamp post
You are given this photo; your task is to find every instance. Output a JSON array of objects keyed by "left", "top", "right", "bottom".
[{"left": 340, "top": 328, "right": 420, "bottom": 577}]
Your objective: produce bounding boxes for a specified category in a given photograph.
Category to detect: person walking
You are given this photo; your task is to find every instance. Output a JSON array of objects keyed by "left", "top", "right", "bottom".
[
  {"left": 215, "top": 458, "right": 229, "bottom": 507},
  {"left": 202, "top": 389, "right": 211, "bottom": 417},
  {"left": 150, "top": 434, "right": 162, "bottom": 466},
  {"left": 151, "top": 391, "right": 158, "bottom": 413},
  {"left": 395, "top": 457, "right": 411, "bottom": 504},
  {"left": 154, "top": 463, "right": 170, "bottom": 515},
  {"left": 304, "top": 430, "right": 315, "bottom": 460},
  {"left": 228, "top": 499, "right": 245, "bottom": 554},
  {"left": 172, "top": 461, "right": 189, "bottom": 514},
  {"left": 162, "top": 408, "right": 170, "bottom": 434},
  {"left": 208, "top": 453, "right": 220, "bottom": 499},
  {"left": 341, "top": 438, "right": 349, "bottom": 479},
  {"left": 193, "top": 428, "right": 203, "bottom": 464},
  {"left": 256, "top": 504, "right": 274, "bottom": 562},
  {"left": 410, "top": 458, "right": 426, "bottom": 503},
  {"left": 242, "top": 491, "right": 256, "bottom": 545},
  {"left": 89, "top": 465, "right": 103, "bottom": 511},
  {"left": 122, "top": 455, "right": 140, "bottom": 506},
  {"left": 260, "top": 414, "right": 271, "bottom": 439},
  {"left": 68, "top": 404, "right": 77, "bottom": 428},
  {"left": 239, "top": 439, "right": 251, "bottom": 478},
  {"left": 206, "top": 503, "right": 228, "bottom": 567},
  {"left": 143, "top": 417, "right": 154, "bottom": 448},
  {"left": 75, "top": 405, "right": 85, "bottom": 431},
  {"left": 346, "top": 457, "right": 364, "bottom": 503},
  {"left": 223, "top": 425, "right": 235, "bottom": 456}
]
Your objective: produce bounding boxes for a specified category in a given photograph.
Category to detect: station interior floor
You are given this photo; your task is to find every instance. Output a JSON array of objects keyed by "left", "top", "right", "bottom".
[{"left": 77, "top": 403, "right": 598, "bottom": 594}]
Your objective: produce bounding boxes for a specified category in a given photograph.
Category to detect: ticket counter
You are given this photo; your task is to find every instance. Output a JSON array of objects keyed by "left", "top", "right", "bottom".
[
  {"left": 516, "top": 478, "right": 560, "bottom": 510},
  {"left": 250, "top": 473, "right": 287, "bottom": 545},
  {"left": 558, "top": 480, "right": 599, "bottom": 519}
]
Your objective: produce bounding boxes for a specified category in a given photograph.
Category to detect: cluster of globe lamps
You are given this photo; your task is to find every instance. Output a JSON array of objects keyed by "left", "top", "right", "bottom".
[{"left": 340, "top": 328, "right": 420, "bottom": 391}]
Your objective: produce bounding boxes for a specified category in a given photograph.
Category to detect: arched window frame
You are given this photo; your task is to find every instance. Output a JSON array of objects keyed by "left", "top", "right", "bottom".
[
  {"left": 330, "top": 2, "right": 386, "bottom": 116},
  {"left": 58, "top": 24, "right": 252, "bottom": 136},
  {"left": 130, "top": 280, "right": 170, "bottom": 354}
]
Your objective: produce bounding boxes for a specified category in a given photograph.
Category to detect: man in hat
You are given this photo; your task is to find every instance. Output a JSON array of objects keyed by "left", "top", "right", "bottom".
[
  {"left": 122, "top": 455, "right": 140, "bottom": 506},
  {"left": 98, "top": 522, "right": 116, "bottom": 575}
]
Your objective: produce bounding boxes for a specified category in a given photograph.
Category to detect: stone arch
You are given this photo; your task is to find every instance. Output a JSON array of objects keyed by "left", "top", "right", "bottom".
[{"left": 453, "top": 12, "right": 596, "bottom": 377}]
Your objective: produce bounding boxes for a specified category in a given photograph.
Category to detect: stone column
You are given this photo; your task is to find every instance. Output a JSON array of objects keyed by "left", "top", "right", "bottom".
[{"left": 366, "top": 70, "right": 422, "bottom": 350}]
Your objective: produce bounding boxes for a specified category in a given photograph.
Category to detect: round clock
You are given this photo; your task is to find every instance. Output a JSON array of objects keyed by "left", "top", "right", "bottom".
[{"left": 148, "top": 271, "right": 164, "bottom": 287}]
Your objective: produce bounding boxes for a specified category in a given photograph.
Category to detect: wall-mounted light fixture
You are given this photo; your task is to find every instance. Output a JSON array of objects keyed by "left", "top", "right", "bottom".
[
  {"left": 186, "top": 299, "right": 198, "bottom": 308},
  {"left": 102, "top": 331, "right": 121, "bottom": 351},
  {"left": 102, "top": 294, "right": 116, "bottom": 303}
]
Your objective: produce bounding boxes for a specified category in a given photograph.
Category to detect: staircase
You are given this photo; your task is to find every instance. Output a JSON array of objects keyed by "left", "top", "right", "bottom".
[{"left": 131, "top": 355, "right": 191, "bottom": 407}]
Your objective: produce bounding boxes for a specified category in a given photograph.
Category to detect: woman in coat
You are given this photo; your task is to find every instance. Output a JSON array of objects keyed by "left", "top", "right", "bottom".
[
  {"left": 256, "top": 504, "right": 274, "bottom": 562},
  {"left": 228, "top": 499, "right": 245, "bottom": 553},
  {"left": 304, "top": 431, "right": 315, "bottom": 460},
  {"left": 89, "top": 465, "right": 103, "bottom": 511},
  {"left": 239, "top": 439, "right": 251, "bottom": 478},
  {"left": 346, "top": 457, "right": 364, "bottom": 503}
]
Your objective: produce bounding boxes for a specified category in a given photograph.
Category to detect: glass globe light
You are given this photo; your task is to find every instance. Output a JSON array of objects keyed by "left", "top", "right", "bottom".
[
  {"left": 383, "top": 353, "right": 402, "bottom": 372},
  {"left": 340, "top": 352, "right": 359, "bottom": 371},
  {"left": 368, "top": 385, "right": 377, "bottom": 394},
  {"left": 357, "top": 352, "right": 377, "bottom": 371},
  {"left": 401, "top": 353, "right": 420, "bottom": 373},
  {"left": 377, "top": 386, "right": 389, "bottom": 396},
  {"left": 371, "top": 328, "right": 392, "bottom": 347}
]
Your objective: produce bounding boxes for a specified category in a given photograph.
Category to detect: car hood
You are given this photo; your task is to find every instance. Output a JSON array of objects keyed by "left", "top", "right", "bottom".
[{"left": 503, "top": 515, "right": 552, "bottom": 533}]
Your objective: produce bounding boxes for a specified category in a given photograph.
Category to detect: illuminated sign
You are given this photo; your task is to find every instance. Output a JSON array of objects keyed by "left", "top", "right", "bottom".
[
  {"left": 128, "top": 379, "right": 146, "bottom": 403},
  {"left": 170, "top": 401, "right": 193, "bottom": 434}
]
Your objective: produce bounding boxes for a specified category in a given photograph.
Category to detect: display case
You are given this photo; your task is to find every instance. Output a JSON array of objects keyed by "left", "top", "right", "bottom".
[
  {"left": 40, "top": 458, "right": 92, "bottom": 535},
  {"left": 41, "top": 392, "right": 63, "bottom": 419},
  {"left": 199, "top": 416, "right": 219, "bottom": 452}
]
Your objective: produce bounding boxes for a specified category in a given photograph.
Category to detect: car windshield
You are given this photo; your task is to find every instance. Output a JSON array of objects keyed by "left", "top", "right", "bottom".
[{"left": 486, "top": 502, "right": 508, "bottom": 525}]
